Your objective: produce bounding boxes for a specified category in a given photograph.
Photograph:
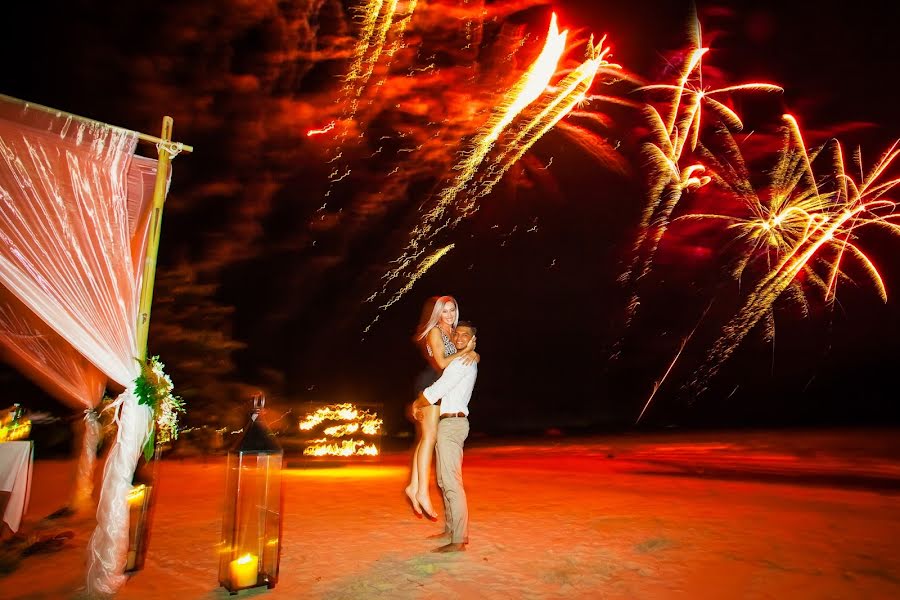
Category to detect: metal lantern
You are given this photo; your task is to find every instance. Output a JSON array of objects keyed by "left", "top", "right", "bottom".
[{"left": 218, "top": 395, "right": 283, "bottom": 593}]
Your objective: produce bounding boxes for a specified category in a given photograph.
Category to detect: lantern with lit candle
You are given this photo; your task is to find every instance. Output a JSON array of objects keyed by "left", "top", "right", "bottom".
[
  {"left": 218, "top": 394, "right": 283, "bottom": 592},
  {"left": 125, "top": 483, "right": 153, "bottom": 572}
]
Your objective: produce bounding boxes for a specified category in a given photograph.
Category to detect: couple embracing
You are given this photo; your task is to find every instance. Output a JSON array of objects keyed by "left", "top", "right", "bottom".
[{"left": 405, "top": 295, "right": 479, "bottom": 553}]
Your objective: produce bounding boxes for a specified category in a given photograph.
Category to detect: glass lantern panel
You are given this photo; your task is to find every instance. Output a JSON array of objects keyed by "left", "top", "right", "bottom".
[
  {"left": 219, "top": 451, "right": 282, "bottom": 590},
  {"left": 125, "top": 484, "right": 152, "bottom": 572}
]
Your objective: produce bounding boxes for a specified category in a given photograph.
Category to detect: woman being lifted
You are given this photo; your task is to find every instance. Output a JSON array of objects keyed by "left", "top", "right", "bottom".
[{"left": 405, "top": 295, "right": 477, "bottom": 518}]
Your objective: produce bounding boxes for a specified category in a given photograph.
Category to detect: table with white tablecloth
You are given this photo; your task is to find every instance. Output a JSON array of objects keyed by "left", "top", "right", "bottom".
[{"left": 0, "top": 440, "right": 33, "bottom": 532}]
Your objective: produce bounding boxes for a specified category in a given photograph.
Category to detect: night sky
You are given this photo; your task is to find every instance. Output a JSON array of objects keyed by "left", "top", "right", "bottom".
[{"left": 2, "top": 0, "right": 899, "bottom": 435}]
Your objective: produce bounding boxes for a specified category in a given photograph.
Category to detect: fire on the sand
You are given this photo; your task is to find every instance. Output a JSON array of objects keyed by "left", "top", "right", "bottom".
[{"left": 298, "top": 403, "right": 382, "bottom": 457}]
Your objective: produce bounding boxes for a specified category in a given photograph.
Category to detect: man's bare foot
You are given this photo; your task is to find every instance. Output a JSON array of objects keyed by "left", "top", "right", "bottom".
[
  {"left": 415, "top": 492, "right": 438, "bottom": 520},
  {"left": 404, "top": 485, "right": 422, "bottom": 516},
  {"left": 432, "top": 543, "right": 466, "bottom": 553},
  {"left": 426, "top": 531, "right": 450, "bottom": 540}
]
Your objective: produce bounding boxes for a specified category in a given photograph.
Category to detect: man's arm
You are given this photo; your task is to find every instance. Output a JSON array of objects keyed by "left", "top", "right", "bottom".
[
  {"left": 411, "top": 390, "right": 431, "bottom": 417},
  {"left": 410, "top": 360, "right": 472, "bottom": 419},
  {"left": 423, "top": 360, "right": 471, "bottom": 404}
]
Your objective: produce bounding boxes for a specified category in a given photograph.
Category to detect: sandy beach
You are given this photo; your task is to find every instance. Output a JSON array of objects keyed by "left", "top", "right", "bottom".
[{"left": 4, "top": 429, "right": 900, "bottom": 599}]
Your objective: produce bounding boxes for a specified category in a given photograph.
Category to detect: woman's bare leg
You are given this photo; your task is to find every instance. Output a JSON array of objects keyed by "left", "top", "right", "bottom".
[
  {"left": 414, "top": 404, "right": 440, "bottom": 518},
  {"left": 405, "top": 439, "right": 422, "bottom": 515}
]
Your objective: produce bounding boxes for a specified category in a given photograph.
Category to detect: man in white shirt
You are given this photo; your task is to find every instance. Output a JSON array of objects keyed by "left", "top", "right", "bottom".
[{"left": 411, "top": 321, "right": 478, "bottom": 553}]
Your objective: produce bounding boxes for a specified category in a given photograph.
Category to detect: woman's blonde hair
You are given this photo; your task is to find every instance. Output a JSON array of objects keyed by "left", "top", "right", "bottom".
[{"left": 415, "top": 295, "right": 459, "bottom": 340}]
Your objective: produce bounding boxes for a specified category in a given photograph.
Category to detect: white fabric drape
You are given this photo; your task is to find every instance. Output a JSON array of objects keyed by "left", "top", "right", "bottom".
[
  {"left": 0, "top": 95, "right": 143, "bottom": 387},
  {"left": 0, "top": 94, "right": 164, "bottom": 594},
  {"left": 0, "top": 148, "right": 156, "bottom": 516},
  {"left": 0, "top": 287, "right": 106, "bottom": 512},
  {"left": 0, "top": 286, "right": 106, "bottom": 409}
]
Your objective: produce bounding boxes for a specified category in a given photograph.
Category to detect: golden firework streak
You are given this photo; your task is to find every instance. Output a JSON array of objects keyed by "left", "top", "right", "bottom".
[
  {"left": 679, "top": 115, "right": 835, "bottom": 282},
  {"left": 356, "top": 0, "right": 402, "bottom": 90},
  {"left": 379, "top": 243, "right": 455, "bottom": 310},
  {"left": 375, "top": 14, "right": 573, "bottom": 301},
  {"left": 370, "top": 14, "right": 619, "bottom": 320},
  {"left": 387, "top": 0, "right": 418, "bottom": 58},
  {"left": 326, "top": 0, "right": 418, "bottom": 172},
  {"left": 441, "top": 13, "right": 568, "bottom": 194},
  {"left": 472, "top": 38, "right": 615, "bottom": 204},
  {"left": 341, "top": 0, "right": 385, "bottom": 122},
  {"left": 398, "top": 14, "right": 568, "bottom": 257}
]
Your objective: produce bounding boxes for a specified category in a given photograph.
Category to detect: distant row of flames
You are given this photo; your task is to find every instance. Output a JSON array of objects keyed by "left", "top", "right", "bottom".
[{"left": 298, "top": 403, "right": 382, "bottom": 457}]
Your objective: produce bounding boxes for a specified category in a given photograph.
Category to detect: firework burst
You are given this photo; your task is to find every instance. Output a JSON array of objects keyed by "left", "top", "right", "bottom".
[
  {"left": 682, "top": 115, "right": 837, "bottom": 283},
  {"left": 620, "top": 14, "right": 782, "bottom": 329},
  {"left": 688, "top": 128, "right": 900, "bottom": 395}
]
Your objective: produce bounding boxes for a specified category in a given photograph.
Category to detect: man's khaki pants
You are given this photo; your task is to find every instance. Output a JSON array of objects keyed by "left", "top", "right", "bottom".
[{"left": 436, "top": 417, "right": 469, "bottom": 544}]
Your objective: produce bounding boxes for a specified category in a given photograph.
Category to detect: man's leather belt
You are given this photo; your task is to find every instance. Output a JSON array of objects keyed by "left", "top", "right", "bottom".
[{"left": 440, "top": 412, "right": 467, "bottom": 419}]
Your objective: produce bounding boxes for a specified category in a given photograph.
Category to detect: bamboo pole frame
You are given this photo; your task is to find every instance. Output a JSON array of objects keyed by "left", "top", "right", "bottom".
[
  {"left": 135, "top": 116, "right": 191, "bottom": 361},
  {"left": 127, "top": 116, "right": 192, "bottom": 574},
  {"left": 0, "top": 94, "right": 195, "bottom": 153}
]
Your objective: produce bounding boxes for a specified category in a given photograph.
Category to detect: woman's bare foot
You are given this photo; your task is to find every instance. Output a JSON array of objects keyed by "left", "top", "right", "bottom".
[
  {"left": 432, "top": 542, "right": 466, "bottom": 553},
  {"left": 405, "top": 485, "right": 422, "bottom": 516},
  {"left": 416, "top": 492, "right": 438, "bottom": 519}
]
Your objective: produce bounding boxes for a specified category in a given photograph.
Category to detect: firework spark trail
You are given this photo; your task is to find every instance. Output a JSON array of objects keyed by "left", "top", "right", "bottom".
[
  {"left": 627, "top": 88, "right": 779, "bottom": 284},
  {"left": 307, "top": 121, "right": 336, "bottom": 137},
  {"left": 422, "top": 13, "right": 568, "bottom": 224},
  {"left": 336, "top": 0, "right": 384, "bottom": 132},
  {"left": 347, "top": 0, "right": 386, "bottom": 77},
  {"left": 373, "top": 14, "right": 570, "bottom": 291},
  {"left": 645, "top": 10, "right": 779, "bottom": 157},
  {"left": 693, "top": 207, "right": 870, "bottom": 393},
  {"left": 377, "top": 243, "right": 455, "bottom": 312},
  {"left": 466, "top": 37, "right": 617, "bottom": 205},
  {"left": 357, "top": 0, "right": 404, "bottom": 89},
  {"left": 636, "top": 299, "right": 714, "bottom": 424},
  {"left": 322, "top": 0, "right": 418, "bottom": 186},
  {"left": 342, "top": 0, "right": 398, "bottom": 113},
  {"left": 689, "top": 137, "right": 900, "bottom": 395},
  {"left": 684, "top": 115, "right": 895, "bottom": 307},
  {"left": 620, "top": 105, "right": 710, "bottom": 327},
  {"left": 385, "top": 0, "right": 419, "bottom": 59},
  {"left": 466, "top": 42, "right": 612, "bottom": 203}
]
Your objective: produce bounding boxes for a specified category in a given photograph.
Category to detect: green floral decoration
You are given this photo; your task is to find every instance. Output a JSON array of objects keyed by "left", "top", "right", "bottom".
[{"left": 135, "top": 356, "right": 185, "bottom": 461}]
